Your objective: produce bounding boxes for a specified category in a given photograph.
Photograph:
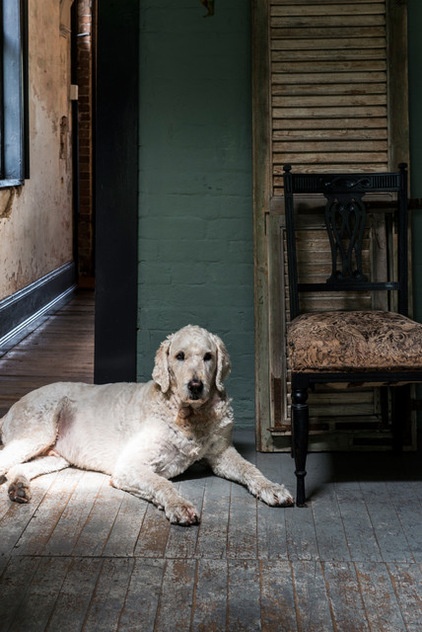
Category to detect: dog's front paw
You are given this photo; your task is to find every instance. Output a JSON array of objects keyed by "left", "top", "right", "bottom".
[
  {"left": 165, "top": 500, "right": 200, "bottom": 526},
  {"left": 8, "top": 476, "right": 32, "bottom": 503},
  {"left": 257, "top": 482, "right": 294, "bottom": 507}
]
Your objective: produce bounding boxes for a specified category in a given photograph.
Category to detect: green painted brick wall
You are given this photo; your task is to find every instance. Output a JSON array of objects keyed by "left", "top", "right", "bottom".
[
  {"left": 408, "top": 1, "right": 422, "bottom": 426},
  {"left": 409, "top": 1, "right": 422, "bottom": 322},
  {"left": 137, "top": 0, "right": 255, "bottom": 426}
]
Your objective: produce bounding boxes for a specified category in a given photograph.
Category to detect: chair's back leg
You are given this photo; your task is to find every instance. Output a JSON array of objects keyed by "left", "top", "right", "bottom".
[
  {"left": 391, "top": 384, "right": 410, "bottom": 454},
  {"left": 291, "top": 383, "right": 309, "bottom": 506}
]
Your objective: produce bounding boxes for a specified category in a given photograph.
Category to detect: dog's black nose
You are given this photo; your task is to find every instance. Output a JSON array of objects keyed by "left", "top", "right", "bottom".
[{"left": 188, "top": 379, "right": 204, "bottom": 399}]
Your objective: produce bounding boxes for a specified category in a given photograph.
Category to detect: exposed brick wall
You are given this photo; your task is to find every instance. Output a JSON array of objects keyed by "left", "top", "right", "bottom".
[{"left": 76, "top": 0, "right": 94, "bottom": 284}]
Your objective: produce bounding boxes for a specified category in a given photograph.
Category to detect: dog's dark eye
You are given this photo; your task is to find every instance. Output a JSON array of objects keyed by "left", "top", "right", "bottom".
[
  {"left": 204, "top": 352, "right": 212, "bottom": 362},
  {"left": 175, "top": 352, "right": 185, "bottom": 361}
]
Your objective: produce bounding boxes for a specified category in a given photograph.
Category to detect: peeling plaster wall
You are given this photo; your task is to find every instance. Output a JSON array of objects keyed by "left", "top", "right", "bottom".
[{"left": 0, "top": 0, "right": 74, "bottom": 300}]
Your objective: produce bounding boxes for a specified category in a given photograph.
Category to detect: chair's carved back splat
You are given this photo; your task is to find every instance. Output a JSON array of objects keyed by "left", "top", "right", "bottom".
[{"left": 324, "top": 191, "right": 367, "bottom": 284}]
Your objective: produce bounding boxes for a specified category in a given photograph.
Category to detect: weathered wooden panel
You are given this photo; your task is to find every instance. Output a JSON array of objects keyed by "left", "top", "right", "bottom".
[{"left": 256, "top": 0, "right": 412, "bottom": 452}]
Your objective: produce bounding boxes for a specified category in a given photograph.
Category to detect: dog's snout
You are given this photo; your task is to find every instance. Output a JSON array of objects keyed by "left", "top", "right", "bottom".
[{"left": 188, "top": 378, "right": 204, "bottom": 399}]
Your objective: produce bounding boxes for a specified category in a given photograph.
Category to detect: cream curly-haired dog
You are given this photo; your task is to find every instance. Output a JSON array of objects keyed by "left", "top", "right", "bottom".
[{"left": 0, "top": 325, "right": 293, "bottom": 524}]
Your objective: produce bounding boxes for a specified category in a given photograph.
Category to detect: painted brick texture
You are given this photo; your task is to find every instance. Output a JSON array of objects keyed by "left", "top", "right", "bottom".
[
  {"left": 409, "top": 3, "right": 422, "bottom": 324},
  {"left": 76, "top": 0, "right": 94, "bottom": 282},
  {"left": 138, "top": 0, "right": 254, "bottom": 426}
]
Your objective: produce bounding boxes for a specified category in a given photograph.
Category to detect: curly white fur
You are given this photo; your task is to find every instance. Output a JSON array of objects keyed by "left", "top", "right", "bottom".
[{"left": 0, "top": 325, "right": 293, "bottom": 524}]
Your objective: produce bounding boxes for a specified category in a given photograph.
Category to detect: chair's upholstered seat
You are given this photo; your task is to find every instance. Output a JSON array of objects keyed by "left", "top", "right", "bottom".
[{"left": 287, "top": 310, "right": 422, "bottom": 372}]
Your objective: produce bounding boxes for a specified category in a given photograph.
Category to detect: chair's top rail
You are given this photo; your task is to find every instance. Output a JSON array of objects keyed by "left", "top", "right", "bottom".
[{"left": 283, "top": 164, "right": 406, "bottom": 196}]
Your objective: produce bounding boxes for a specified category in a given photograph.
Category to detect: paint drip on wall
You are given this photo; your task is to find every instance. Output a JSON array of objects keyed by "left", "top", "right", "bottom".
[{"left": 201, "top": 0, "right": 215, "bottom": 17}]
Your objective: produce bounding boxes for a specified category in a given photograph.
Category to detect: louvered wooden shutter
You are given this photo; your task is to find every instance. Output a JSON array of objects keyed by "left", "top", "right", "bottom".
[
  {"left": 253, "top": 0, "right": 411, "bottom": 451},
  {"left": 271, "top": 0, "right": 390, "bottom": 195}
]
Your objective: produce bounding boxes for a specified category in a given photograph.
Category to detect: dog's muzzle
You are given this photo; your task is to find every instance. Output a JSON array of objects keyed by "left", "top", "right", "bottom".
[{"left": 187, "top": 378, "right": 204, "bottom": 400}]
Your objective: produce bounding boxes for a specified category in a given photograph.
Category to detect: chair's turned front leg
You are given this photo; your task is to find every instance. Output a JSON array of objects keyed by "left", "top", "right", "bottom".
[{"left": 291, "top": 385, "right": 309, "bottom": 507}]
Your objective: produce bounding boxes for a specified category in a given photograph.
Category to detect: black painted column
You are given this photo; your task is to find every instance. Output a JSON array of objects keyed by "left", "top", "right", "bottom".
[{"left": 94, "top": 0, "right": 139, "bottom": 383}]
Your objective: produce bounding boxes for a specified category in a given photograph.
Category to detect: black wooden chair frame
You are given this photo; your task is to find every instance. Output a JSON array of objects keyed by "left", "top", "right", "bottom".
[{"left": 283, "top": 163, "right": 422, "bottom": 507}]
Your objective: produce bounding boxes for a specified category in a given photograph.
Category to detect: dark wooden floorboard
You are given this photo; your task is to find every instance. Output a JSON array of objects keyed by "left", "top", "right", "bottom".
[
  {"left": 1, "top": 290, "right": 422, "bottom": 630},
  {"left": 0, "top": 290, "right": 94, "bottom": 417},
  {"left": 322, "top": 562, "right": 370, "bottom": 632}
]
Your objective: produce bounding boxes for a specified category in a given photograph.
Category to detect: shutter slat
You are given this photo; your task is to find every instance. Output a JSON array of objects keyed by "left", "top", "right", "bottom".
[
  {"left": 273, "top": 95, "right": 387, "bottom": 107},
  {"left": 271, "top": 2, "right": 385, "bottom": 16},
  {"left": 273, "top": 73, "right": 387, "bottom": 86},
  {"left": 273, "top": 106, "right": 387, "bottom": 118},
  {"left": 272, "top": 53, "right": 386, "bottom": 65},
  {"left": 274, "top": 128, "right": 387, "bottom": 140},
  {"left": 274, "top": 117, "right": 387, "bottom": 130},
  {"left": 274, "top": 140, "right": 388, "bottom": 153},
  {"left": 272, "top": 38, "right": 385, "bottom": 51}
]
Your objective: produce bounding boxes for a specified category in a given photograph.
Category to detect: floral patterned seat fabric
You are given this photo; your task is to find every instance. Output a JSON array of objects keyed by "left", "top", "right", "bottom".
[{"left": 287, "top": 310, "right": 422, "bottom": 372}]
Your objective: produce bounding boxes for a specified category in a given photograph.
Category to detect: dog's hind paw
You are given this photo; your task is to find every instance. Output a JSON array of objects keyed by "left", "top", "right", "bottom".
[
  {"left": 165, "top": 500, "right": 200, "bottom": 526},
  {"left": 8, "top": 476, "right": 32, "bottom": 503}
]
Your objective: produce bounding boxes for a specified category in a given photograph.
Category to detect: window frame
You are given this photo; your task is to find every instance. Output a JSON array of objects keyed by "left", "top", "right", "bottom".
[{"left": 0, "top": 0, "right": 29, "bottom": 188}]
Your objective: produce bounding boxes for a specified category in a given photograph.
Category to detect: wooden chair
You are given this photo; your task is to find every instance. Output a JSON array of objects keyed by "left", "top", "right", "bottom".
[{"left": 283, "top": 163, "right": 422, "bottom": 506}]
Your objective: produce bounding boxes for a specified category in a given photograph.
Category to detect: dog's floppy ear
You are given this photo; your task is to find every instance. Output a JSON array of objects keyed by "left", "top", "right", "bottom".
[
  {"left": 211, "top": 333, "right": 231, "bottom": 392},
  {"left": 152, "top": 336, "right": 172, "bottom": 393}
]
